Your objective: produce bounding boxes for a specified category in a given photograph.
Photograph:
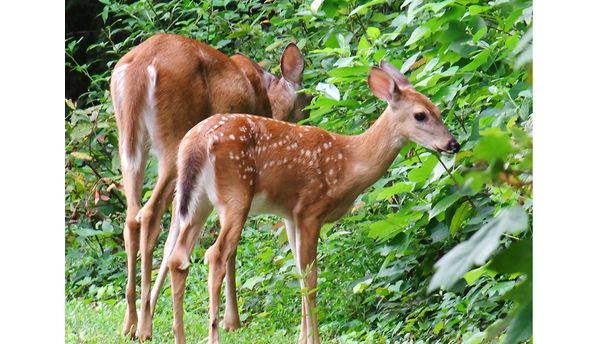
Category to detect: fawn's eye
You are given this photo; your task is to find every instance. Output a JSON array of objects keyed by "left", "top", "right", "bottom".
[{"left": 414, "top": 112, "right": 427, "bottom": 122}]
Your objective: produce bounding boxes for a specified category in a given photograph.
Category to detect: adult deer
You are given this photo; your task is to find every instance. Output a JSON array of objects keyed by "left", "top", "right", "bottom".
[
  {"left": 165, "top": 61, "right": 460, "bottom": 344},
  {"left": 109, "top": 33, "right": 310, "bottom": 340}
]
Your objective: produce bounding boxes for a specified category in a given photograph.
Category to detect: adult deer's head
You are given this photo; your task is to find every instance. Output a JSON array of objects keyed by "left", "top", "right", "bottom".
[{"left": 265, "top": 43, "right": 312, "bottom": 123}]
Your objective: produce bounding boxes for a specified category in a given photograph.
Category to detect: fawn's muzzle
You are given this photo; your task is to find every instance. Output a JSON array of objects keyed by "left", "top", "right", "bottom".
[{"left": 447, "top": 139, "right": 460, "bottom": 153}]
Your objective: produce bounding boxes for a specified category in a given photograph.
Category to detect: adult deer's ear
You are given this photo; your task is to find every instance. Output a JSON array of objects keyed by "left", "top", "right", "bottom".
[
  {"left": 380, "top": 60, "right": 412, "bottom": 90},
  {"left": 368, "top": 67, "right": 400, "bottom": 102},
  {"left": 280, "top": 43, "right": 305, "bottom": 84}
]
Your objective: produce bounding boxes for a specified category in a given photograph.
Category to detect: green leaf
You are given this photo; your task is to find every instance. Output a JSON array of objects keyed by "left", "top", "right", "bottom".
[
  {"left": 349, "top": 0, "right": 386, "bottom": 16},
  {"left": 463, "top": 332, "right": 485, "bottom": 344},
  {"left": 505, "top": 35, "right": 520, "bottom": 51},
  {"left": 366, "top": 27, "right": 381, "bottom": 40},
  {"left": 242, "top": 276, "right": 265, "bottom": 290},
  {"left": 504, "top": 302, "right": 532, "bottom": 344},
  {"left": 101, "top": 6, "right": 109, "bottom": 23},
  {"left": 407, "top": 155, "right": 437, "bottom": 183},
  {"left": 428, "top": 206, "right": 529, "bottom": 292},
  {"left": 463, "top": 262, "right": 495, "bottom": 285},
  {"left": 265, "top": 40, "right": 283, "bottom": 52},
  {"left": 405, "top": 26, "right": 429, "bottom": 46},
  {"left": 450, "top": 201, "right": 473, "bottom": 236},
  {"left": 462, "top": 49, "right": 490, "bottom": 72},
  {"left": 429, "top": 193, "right": 462, "bottom": 220},
  {"left": 433, "top": 321, "right": 444, "bottom": 335},
  {"left": 310, "top": 0, "right": 324, "bottom": 13},
  {"left": 315, "top": 82, "right": 340, "bottom": 101},
  {"left": 468, "top": 5, "right": 490, "bottom": 15},
  {"left": 357, "top": 35, "right": 371, "bottom": 54},
  {"left": 473, "top": 127, "right": 513, "bottom": 163},
  {"left": 320, "top": 223, "right": 333, "bottom": 240},
  {"left": 71, "top": 123, "right": 92, "bottom": 140},
  {"left": 489, "top": 237, "right": 532, "bottom": 275},
  {"left": 368, "top": 212, "right": 421, "bottom": 240},
  {"left": 100, "top": 220, "right": 114, "bottom": 233},
  {"left": 327, "top": 66, "right": 370, "bottom": 78},
  {"left": 352, "top": 278, "right": 372, "bottom": 293},
  {"left": 472, "top": 27, "right": 487, "bottom": 42},
  {"left": 430, "top": 222, "right": 449, "bottom": 243},
  {"left": 215, "top": 40, "right": 231, "bottom": 49},
  {"left": 488, "top": 281, "right": 516, "bottom": 297},
  {"left": 74, "top": 227, "right": 101, "bottom": 237},
  {"left": 373, "top": 182, "right": 414, "bottom": 201}
]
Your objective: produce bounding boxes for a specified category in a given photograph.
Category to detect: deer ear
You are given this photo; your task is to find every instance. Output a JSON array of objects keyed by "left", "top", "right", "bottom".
[
  {"left": 380, "top": 60, "right": 412, "bottom": 90},
  {"left": 368, "top": 67, "right": 400, "bottom": 102},
  {"left": 281, "top": 43, "right": 305, "bottom": 84}
]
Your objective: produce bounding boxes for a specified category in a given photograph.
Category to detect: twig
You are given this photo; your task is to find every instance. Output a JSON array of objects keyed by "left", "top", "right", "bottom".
[
  {"left": 435, "top": 155, "right": 476, "bottom": 209},
  {"left": 85, "top": 160, "right": 126, "bottom": 208},
  {"left": 354, "top": 15, "right": 373, "bottom": 45},
  {"left": 454, "top": 110, "right": 468, "bottom": 134}
]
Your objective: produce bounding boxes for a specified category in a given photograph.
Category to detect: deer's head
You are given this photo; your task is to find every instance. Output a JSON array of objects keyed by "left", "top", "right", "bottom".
[
  {"left": 265, "top": 43, "right": 312, "bottom": 123},
  {"left": 368, "top": 61, "right": 459, "bottom": 154}
]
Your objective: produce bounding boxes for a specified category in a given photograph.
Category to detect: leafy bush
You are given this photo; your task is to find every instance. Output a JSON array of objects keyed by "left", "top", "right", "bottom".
[{"left": 66, "top": 0, "right": 532, "bottom": 342}]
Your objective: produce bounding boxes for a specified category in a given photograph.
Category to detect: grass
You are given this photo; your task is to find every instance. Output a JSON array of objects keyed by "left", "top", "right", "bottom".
[
  {"left": 65, "top": 297, "right": 300, "bottom": 344},
  {"left": 66, "top": 220, "right": 389, "bottom": 343}
]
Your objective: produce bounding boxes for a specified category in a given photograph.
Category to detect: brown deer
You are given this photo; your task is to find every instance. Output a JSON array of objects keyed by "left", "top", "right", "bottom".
[
  {"left": 165, "top": 61, "right": 460, "bottom": 344},
  {"left": 109, "top": 33, "right": 310, "bottom": 340}
]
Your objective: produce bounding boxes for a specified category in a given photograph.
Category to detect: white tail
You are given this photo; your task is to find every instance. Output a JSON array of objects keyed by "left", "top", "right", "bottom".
[
  {"left": 165, "top": 61, "right": 459, "bottom": 344},
  {"left": 109, "top": 33, "right": 309, "bottom": 340}
]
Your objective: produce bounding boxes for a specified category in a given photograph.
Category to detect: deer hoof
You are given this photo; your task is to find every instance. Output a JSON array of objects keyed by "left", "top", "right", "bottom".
[{"left": 122, "top": 311, "right": 137, "bottom": 339}]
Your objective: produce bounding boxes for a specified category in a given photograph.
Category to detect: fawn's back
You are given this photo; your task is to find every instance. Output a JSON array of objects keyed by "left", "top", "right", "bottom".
[{"left": 176, "top": 114, "right": 358, "bottom": 222}]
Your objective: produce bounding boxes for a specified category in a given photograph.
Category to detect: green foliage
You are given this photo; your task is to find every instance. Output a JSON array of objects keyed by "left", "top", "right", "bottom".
[{"left": 66, "top": 0, "right": 532, "bottom": 342}]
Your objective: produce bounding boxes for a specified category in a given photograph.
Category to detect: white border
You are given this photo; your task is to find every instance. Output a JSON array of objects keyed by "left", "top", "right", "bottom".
[
  {"left": 1, "top": 1, "right": 611, "bottom": 342},
  {"left": 535, "top": 1, "right": 612, "bottom": 342},
  {"left": 0, "top": 1, "right": 65, "bottom": 342}
]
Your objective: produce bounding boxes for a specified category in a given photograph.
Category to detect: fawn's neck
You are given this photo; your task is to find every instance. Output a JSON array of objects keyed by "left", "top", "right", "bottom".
[{"left": 343, "top": 107, "right": 405, "bottom": 192}]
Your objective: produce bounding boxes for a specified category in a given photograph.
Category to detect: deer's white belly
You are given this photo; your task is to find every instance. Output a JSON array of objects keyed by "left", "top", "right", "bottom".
[{"left": 249, "top": 192, "right": 288, "bottom": 217}]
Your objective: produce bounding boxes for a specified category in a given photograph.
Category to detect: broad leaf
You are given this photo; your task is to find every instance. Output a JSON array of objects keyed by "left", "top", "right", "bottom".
[
  {"left": 504, "top": 302, "right": 532, "bottom": 344},
  {"left": 450, "top": 201, "right": 473, "bottom": 236},
  {"left": 242, "top": 276, "right": 265, "bottom": 290},
  {"left": 429, "top": 193, "right": 462, "bottom": 220},
  {"left": 315, "top": 82, "right": 340, "bottom": 101},
  {"left": 428, "top": 206, "right": 528, "bottom": 292}
]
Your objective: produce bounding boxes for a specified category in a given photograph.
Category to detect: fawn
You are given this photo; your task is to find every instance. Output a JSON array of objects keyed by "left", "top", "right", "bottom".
[{"left": 165, "top": 61, "right": 459, "bottom": 344}]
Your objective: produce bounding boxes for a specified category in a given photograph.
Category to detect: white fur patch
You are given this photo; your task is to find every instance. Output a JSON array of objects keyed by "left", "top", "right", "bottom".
[
  {"left": 112, "top": 63, "right": 129, "bottom": 118},
  {"left": 143, "top": 65, "right": 159, "bottom": 156},
  {"left": 248, "top": 193, "right": 287, "bottom": 217}
]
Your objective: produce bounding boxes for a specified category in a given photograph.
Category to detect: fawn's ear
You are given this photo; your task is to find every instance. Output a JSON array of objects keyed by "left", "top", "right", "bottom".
[
  {"left": 280, "top": 43, "right": 305, "bottom": 84},
  {"left": 368, "top": 67, "right": 400, "bottom": 102},
  {"left": 380, "top": 60, "right": 412, "bottom": 90}
]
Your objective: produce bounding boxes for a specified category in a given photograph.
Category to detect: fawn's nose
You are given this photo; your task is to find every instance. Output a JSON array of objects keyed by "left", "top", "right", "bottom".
[{"left": 447, "top": 139, "right": 460, "bottom": 153}]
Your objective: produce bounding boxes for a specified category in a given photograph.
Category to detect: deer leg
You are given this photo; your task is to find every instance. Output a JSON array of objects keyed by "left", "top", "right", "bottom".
[
  {"left": 295, "top": 218, "right": 321, "bottom": 344},
  {"left": 137, "top": 162, "right": 176, "bottom": 341},
  {"left": 168, "top": 201, "right": 212, "bottom": 344},
  {"left": 285, "top": 219, "right": 308, "bottom": 341},
  {"left": 206, "top": 206, "right": 249, "bottom": 344},
  {"left": 151, "top": 199, "right": 178, "bottom": 315},
  {"left": 120, "top": 153, "right": 147, "bottom": 338},
  {"left": 223, "top": 247, "right": 241, "bottom": 330}
]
